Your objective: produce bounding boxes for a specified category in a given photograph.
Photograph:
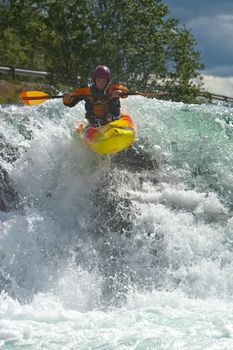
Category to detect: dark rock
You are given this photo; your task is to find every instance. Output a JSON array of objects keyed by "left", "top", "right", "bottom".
[
  {"left": 0, "top": 165, "right": 19, "bottom": 211},
  {"left": 0, "top": 134, "right": 20, "bottom": 211},
  {"left": 0, "top": 133, "right": 19, "bottom": 163},
  {"left": 92, "top": 171, "right": 133, "bottom": 235},
  {"left": 112, "top": 144, "right": 158, "bottom": 172}
]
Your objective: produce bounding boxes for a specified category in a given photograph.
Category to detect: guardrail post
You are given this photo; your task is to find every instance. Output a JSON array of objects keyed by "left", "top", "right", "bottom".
[{"left": 9, "top": 66, "right": 15, "bottom": 80}]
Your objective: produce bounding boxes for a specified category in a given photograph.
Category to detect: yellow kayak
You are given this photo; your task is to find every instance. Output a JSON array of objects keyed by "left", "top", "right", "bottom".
[{"left": 76, "top": 115, "right": 137, "bottom": 154}]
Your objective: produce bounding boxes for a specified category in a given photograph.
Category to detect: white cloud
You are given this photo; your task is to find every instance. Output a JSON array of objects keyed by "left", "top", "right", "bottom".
[
  {"left": 189, "top": 15, "right": 233, "bottom": 41},
  {"left": 202, "top": 75, "right": 233, "bottom": 96}
]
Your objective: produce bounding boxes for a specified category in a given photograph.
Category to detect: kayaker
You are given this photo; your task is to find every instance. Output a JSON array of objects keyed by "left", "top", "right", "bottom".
[{"left": 63, "top": 65, "right": 129, "bottom": 127}]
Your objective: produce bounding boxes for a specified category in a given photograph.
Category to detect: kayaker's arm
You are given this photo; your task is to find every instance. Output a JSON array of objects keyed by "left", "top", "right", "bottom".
[
  {"left": 63, "top": 85, "right": 92, "bottom": 107},
  {"left": 63, "top": 92, "right": 84, "bottom": 107},
  {"left": 108, "top": 82, "right": 129, "bottom": 99},
  {"left": 63, "top": 92, "right": 73, "bottom": 106}
]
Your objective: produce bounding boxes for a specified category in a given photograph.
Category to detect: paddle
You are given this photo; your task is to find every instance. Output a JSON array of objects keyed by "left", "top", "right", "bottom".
[
  {"left": 19, "top": 91, "right": 66, "bottom": 106},
  {"left": 20, "top": 90, "right": 165, "bottom": 106}
]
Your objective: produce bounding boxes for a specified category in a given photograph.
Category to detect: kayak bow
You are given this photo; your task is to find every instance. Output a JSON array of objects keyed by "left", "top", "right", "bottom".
[{"left": 76, "top": 115, "right": 137, "bottom": 154}]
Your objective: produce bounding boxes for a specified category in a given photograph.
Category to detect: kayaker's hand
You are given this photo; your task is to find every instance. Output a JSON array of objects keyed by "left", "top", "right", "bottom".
[
  {"left": 63, "top": 92, "right": 73, "bottom": 104},
  {"left": 111, "top": 90, "right": 125, "bottom": 99}
]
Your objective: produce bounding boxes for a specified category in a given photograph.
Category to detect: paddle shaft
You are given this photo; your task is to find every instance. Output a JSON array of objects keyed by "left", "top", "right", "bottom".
[{"left": 21, "top": 91, "right": 163, "bottom": 101}]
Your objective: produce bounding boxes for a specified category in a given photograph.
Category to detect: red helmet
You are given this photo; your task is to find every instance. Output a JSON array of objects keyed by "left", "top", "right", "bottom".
[{"left": 93, "top": 65, "right": 111, "bottom": 83}]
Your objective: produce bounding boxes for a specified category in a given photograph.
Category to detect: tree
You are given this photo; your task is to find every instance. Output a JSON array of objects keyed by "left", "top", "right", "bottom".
[
  {"left": 0, "top": 0, "right": 47, "bottom": 69},
  {"left": 89, "top": 0, "right": 170, "bottom": 86},
  {"left": 81, "top": 0, "right": 204, "bottom": 100},
  {"left": 164, "top": 26, "right": 204, "bottom": 102},
  {"left": 35, "top": 0, "right": 95, "bottom": 84}
]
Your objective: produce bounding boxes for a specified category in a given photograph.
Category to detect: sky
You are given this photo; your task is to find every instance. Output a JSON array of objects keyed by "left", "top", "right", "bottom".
[{"left": 164, "top": 0, "right": 233, "bottom": 94}]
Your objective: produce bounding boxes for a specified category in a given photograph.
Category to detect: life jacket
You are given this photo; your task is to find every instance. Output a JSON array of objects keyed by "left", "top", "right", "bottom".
[{"left": 73, "top": 82, "right": 128, "bottom": 119}]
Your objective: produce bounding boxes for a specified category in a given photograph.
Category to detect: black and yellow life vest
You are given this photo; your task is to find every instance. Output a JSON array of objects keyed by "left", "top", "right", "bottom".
[{"left": 72, "top": 82, "right": 128, "bottom": 119}]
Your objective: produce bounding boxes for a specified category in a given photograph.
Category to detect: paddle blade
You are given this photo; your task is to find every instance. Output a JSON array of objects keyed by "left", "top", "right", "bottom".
[{"left": 20, "top": 91, "right": 50, "bottom": 105}]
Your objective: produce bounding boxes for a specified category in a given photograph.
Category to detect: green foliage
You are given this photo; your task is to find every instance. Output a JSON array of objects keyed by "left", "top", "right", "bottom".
[
  {"left": 0, "top": 0, "right": 204, "bottom": 102},
  {"left": 163, "top": 26, "right": 204, "bottom": 102}
]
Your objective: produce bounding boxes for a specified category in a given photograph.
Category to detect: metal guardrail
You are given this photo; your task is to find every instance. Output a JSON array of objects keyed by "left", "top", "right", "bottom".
[
  {"left": 0, "top": 65, "right": 50, "bottom": 79},
  {"left": 199, "top": 91, "right": 233, "bottom": 104}
]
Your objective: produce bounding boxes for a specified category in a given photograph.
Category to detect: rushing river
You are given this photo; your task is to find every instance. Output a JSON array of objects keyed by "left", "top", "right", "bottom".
[{"left": 1, "top": 96, "right": 233, "bottom": 349}]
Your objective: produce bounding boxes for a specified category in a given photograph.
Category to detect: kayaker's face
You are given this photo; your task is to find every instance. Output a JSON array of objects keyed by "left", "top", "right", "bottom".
[{"left": 96, "top": 77, "right": 108, "bottom": 90}]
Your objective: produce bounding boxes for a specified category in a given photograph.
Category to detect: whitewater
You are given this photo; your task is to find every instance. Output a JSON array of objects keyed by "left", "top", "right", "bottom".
[{"left": 1, "top": 95, "right": 233, "bottom": 349}]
